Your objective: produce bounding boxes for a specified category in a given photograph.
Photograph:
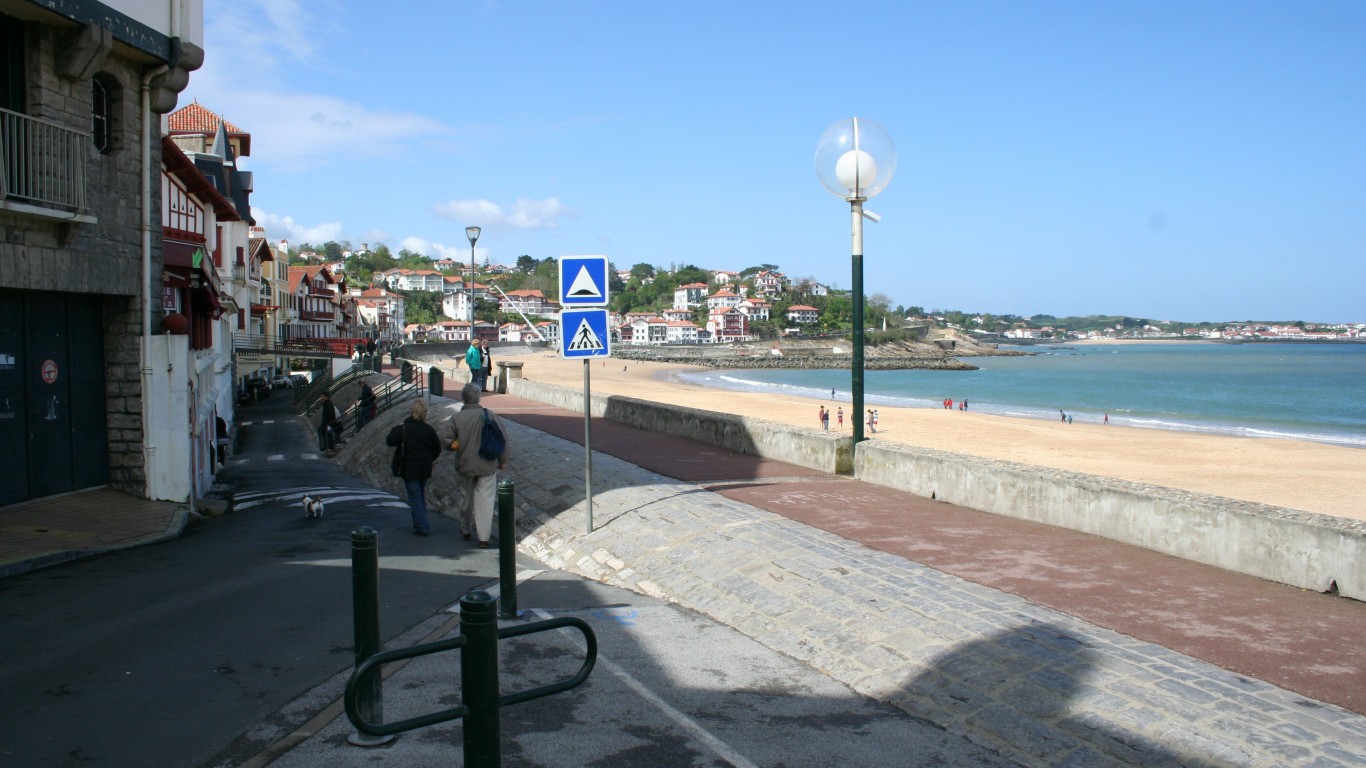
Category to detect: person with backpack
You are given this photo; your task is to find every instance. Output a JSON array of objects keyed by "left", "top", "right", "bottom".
[{"left": 448, "top": 383, "right": 509, "bottom": 548}]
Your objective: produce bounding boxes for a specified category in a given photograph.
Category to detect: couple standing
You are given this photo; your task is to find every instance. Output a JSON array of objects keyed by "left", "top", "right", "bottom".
[
  {"left": 386, "top": 383, "right": 510, "bottom": 547},
  {"left": 466, "top": 341, "right": 494, "bottom": 392}
]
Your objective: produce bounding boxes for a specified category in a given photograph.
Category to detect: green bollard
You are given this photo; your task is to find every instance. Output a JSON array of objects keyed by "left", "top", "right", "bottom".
[
  {"left": 497, "top": 481, "right": 521, "bottom": 619},
  {"left": 348, "top": 527, "right": 395, "bottom": 746},
  {"left": 461, "top": 590, "right": 501, "bottom": 767}
]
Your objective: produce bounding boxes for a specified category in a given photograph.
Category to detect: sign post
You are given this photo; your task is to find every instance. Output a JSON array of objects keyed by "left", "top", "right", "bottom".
[{"left": 558, "top": 256, "right": 610, "bottom": 534}]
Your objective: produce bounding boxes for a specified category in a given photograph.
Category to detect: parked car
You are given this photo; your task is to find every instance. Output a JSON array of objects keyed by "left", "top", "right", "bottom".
[
  {"left": 270, "top": 375, "right": 292, "bottom": 389},
  {"left": 290, "top": 374, "right": 310, "bottom": 387}
]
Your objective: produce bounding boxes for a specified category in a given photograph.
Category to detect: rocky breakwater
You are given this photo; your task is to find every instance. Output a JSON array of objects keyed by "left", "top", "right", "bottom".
[
  {"left": 612, "top": 348, "right": 978, "bottom": 370},
  {"left": 611, "top": 333, "right": 1028, "bottom": 371}
]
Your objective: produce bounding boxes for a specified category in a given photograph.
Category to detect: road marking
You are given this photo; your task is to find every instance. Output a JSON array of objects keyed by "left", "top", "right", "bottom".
[{"left": 531, "top": 607, "right": 759, "bottom": 768}]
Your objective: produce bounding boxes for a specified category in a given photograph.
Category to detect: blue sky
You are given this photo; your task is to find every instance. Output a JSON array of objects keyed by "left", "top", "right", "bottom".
[{"left": 181, "top": 1, "right": 1364, "bottom": 323}]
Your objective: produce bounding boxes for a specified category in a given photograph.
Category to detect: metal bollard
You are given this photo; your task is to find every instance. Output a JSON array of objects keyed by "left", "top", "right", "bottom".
[
  {"left": 348, "top": 527, "right": 395, "bottom": 746},
  {"left": 497, "top": 481, "right": 521, "bottom": 619},
  {"left": 461, "top": 591, "right": 501, "bottom": 767}
]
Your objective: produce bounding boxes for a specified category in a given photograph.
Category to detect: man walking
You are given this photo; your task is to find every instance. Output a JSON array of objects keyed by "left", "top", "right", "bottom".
[{"left": 448, "top": 384, "right": 510, "bottom": 548}]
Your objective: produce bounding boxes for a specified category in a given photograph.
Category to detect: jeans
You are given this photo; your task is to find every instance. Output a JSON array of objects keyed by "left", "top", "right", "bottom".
[{"left": 403, "top": 478, "right": 430, "bottom": 533}]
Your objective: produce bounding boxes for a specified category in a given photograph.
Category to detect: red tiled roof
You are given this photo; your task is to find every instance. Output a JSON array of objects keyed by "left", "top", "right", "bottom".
[{"left": 167, "top": 100, "right": 246, "bottom": 134}]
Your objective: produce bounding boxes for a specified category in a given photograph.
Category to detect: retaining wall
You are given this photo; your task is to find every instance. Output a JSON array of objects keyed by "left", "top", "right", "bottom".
[
  {"left": 509, "top": 378, "right": 852, "bottom": 474},
  {"left": 856, "top": 441, "right": 1365, "bottom": 600},
  {"left": 510, "top": 377, "right": 1365, "bottom": 601}
]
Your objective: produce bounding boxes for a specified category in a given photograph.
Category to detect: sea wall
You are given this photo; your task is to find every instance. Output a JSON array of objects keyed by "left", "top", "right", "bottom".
[
  {"left": 509, "top": 377, "right": 1366, "bottom": 601},
  {"left": 508, "top": 378, "right": 853, "bottom": 475}
]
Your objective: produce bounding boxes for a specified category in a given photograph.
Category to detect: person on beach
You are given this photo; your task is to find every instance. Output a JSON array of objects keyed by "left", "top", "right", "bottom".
[
  {"left": 1060, "top": 409, "right": 1066, "bottom": 423},
  {"left": 866, "top": 409, "right": 876, "bottom": 434},
  {"left": 831, "top": 388, "right": 836, "bottom": 400},
  {"left": 836, "top": 407, "right": 844, "bottom": 429},
  {"left": 964, "top": 399, "right": 969, "bottom": 411},
  {"left": 873, "top": 410, "right": 880, "bottom": 432},
  {"left": 1104, "top": 413, "right": 1109, "bottom": 425},
  {"left": 819, "top": 406, "right": 827, "bottom": 430}
]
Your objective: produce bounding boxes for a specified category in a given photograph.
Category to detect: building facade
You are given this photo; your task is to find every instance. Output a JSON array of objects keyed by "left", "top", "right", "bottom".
[{"left": 0, "top": 0, "right": 203, "bottom": 506}]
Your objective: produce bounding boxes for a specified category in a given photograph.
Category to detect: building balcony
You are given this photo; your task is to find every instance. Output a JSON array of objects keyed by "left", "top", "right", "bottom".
[{"left": 0, "top": 107, "right": 95, "bottom": 223}]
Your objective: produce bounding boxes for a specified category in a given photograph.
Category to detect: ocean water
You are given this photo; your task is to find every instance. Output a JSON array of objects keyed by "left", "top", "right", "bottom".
[{"left": 676, "top": 342, "right": 1366, "bottom": 448}]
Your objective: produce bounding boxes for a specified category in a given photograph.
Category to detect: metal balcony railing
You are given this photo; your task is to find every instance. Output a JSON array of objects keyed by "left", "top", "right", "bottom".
[{"left": 0, "top": 107, "right": 90, "bottom": 216}]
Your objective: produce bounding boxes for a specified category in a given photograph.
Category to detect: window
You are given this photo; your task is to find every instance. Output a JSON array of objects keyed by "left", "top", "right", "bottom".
[
  {"left": 0, "top": 14, "right": 25, "bottom": 113},
  {"left": 92, "top": 77, "right": 112, "bottom": 153},
  {"left": 91, "top": 76, "right": 115, "bottom": 152}
]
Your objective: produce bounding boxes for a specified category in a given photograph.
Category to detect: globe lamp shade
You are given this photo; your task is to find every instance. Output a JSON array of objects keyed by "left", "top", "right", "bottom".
[{"left": 815, "top": 117, "right": 896, "bottom": 200}]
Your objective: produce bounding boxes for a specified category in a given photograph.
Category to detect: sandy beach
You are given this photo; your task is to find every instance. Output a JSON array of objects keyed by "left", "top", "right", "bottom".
[{"left": 512, "top": 354, "right": 1366, "bottom": 522}]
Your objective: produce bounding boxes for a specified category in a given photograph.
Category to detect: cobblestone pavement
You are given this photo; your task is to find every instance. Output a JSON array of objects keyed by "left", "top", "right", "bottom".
[{"left": 500, "top": 419, "right": 1366, "bottom": 767}]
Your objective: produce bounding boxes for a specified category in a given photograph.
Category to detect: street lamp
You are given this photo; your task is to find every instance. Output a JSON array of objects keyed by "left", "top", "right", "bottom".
[
  {"left": 464, "top": 226, "right": 480, "bottom": 322},
  {"left": 815, "top": 117, "right": 896, "bottom": 445}
]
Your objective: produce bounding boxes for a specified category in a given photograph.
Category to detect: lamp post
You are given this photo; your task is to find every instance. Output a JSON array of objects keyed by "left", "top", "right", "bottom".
[
  {"left": 815, "top": 117, "right": 896, "bottom": 445},
  {"left": 464, "top": 226, "right": 481, "bottom": 324}
]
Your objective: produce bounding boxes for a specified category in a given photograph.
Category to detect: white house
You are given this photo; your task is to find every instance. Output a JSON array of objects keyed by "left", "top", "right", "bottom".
[
  {"left": 665, "top": 320, "right": 700, "bottom": 344},
  {"left": 705, "top": 289, "right": 743, "bottom": 311},
  {"left": 785, "top": 304, "right": 820, "bottom": 325},
  {"left": 673, "top": 282, "right": 709, "bottom": 309}
]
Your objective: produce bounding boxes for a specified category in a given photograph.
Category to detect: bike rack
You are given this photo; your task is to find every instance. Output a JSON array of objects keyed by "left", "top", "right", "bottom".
[{"left": 344, "top": 590, "right": 596, "bottom": 766}]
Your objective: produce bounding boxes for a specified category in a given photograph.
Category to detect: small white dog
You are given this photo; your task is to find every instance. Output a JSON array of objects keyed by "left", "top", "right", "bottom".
[{"left": 303, "top": 494, "right": 325, "bottom": 519}]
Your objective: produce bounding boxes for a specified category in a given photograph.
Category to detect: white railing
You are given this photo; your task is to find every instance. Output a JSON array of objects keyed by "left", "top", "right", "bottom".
[{"left": 0, "top": 107, "right": 89, "bottom": 214}]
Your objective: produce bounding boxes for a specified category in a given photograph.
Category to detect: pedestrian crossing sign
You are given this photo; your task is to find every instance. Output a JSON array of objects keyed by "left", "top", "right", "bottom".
[
  {"left": 559, "top": 255, "right": 610, "bottom": 306},
  {"left": 560, "top": 308, "right": 611, "bottom": 358}
]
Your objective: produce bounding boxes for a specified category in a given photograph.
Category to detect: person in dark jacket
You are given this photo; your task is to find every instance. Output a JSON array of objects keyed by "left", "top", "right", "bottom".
[
  {"left": 357, "top": 381, "right": 377, "bottom": 430},
  {"left": 480, "top": 342, "right": 494, "bottom": 392},
  {"left": 318, "top": 392, "right": 338, "bottom": 451},
  {"left": 386, "top": 399, "right": 443, "bottom": 536}
]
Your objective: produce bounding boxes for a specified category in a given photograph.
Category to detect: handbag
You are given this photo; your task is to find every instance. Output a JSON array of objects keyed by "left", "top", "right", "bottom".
[{"left": 391, "top": 424, "right": 406, "bottom": 477}]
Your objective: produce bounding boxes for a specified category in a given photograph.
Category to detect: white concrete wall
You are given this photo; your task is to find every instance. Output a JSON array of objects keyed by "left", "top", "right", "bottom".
[{"left": 856, "top": 440, "right": 1366, "bottom": 601}]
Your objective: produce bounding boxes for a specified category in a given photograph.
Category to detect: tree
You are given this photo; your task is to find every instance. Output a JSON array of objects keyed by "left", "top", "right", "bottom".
[
  {"left": 629, "top": 263, "right": 656, "bottom": 282},
  {"left": 516, "top": 255, "right": 538, "bottom": 274}
]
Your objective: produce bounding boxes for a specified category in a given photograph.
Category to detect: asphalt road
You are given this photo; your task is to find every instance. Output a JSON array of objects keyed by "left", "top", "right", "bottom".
[{"left": 1, "top": 392, "right": 1016, "bottom": 767}]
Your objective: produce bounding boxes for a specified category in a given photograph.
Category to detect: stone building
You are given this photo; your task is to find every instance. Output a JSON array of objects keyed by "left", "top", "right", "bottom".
[{"left": 0, "top": 1, "right": 202, "bottom": 506}]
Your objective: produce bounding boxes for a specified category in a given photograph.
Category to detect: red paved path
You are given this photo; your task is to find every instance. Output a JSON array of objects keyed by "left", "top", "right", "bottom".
[{"left": 486, "top": 391, "right": 1366, "bottom": 715}]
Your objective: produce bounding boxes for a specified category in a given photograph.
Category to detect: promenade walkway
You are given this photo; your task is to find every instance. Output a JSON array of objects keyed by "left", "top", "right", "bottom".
[{"left": 5, "top": 378, "right": 1366, "bottom": 765}]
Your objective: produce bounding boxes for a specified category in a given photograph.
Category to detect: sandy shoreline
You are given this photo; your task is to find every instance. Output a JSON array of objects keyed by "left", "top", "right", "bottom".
[{"left": 510, "top": 354, "right": 1365, "bottom": 522}]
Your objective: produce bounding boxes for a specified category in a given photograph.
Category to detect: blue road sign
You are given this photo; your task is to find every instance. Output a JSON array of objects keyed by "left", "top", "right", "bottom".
[
  {"left": 560, "top": 308, "right": 611, "bottom": 358},
  {"left": 559, "top": 255, "right": 610, "bottom": 307}
]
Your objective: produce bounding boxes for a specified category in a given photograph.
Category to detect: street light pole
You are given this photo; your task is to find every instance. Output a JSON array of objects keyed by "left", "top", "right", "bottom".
[
  {"left": 465, "top": 226, "right": 481, "bottom": 323},
  {"left": 815, "top": 117, "right": 896, "bottom": 447}
]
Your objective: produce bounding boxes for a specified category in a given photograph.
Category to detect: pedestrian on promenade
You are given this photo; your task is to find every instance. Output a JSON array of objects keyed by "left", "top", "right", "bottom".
[
  {"left": 836, "top": 407, "right": 844, "bottom": 429},
  {"left": 449, "top": 384, "right": 510, "bottom": 548},
  {"left": 318, "top": 392, "right": 338, "bottom": 451},
  {"left": 386, "top": 400, "right": 443, "bottom": 536},
  {"left": 465, "top": 342, "right": 485, "bottom": 390},
  {"left": 356, "top": 381, "right": 376, "bottom": 431},
  {"left": 480, "top": 341, "right": 494, "bottom": 392}
]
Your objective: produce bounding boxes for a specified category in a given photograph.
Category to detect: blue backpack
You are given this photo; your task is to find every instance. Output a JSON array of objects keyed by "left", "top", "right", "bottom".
[{"left": 479, "top": 408, "right": 505, "bottom": 461}]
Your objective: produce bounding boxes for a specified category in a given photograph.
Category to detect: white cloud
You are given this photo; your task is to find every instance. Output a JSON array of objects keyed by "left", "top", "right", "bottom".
[
  {"left": 399, "top": 237, "right": 471, "bottom": 262},
  {"left": 252, "top": 209, "right": 345, "bottom": 246},
  {"left": 433, "top": 197, "right": 572, "bottom": 231}
]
